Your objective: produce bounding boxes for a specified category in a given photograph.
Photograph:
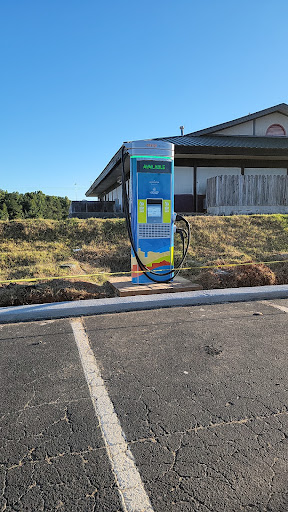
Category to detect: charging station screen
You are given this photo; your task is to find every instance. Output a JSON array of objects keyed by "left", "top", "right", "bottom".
[
  {"left": 147, "top": 204, "right": 161, "bottom": 218},
  {"left": 147, "top": 200, "right": 162, "bottom": 223}
]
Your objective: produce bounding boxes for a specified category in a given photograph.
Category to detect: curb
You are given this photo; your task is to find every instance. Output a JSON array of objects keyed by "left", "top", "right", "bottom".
[{"left": 0, "top": 284, "right": 288, "bottom": 324}]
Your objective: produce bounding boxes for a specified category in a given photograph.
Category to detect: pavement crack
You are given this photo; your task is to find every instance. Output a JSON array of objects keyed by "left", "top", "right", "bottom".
[
  {"left": 2, "top": 397, "right": 90, "bottom": 419},
  {"left": 23, "top": 389, "right": 36, "bottom": 411},
  {"left": 265, "top": 457, "right": 278, "bottom": 510},
  {"left": 86, "top": 488, "right": 98, "bottom": 498},
  {"left": 62, "top": 406, "right": 74, "bottom": 433},
  {"left": 55, "top": 500, "right": 65, "bottom": 510},
  {"left": 0, "top": 469, "right": 8, "bottom": 512},
  {"left": 129, "top": 407, "right": 288, "bottom": 445},
  {"left": 6, "top": 446, "right": 105, "bottom": 470},
  {"left": 167, "top": 434, "right": 184, "bottom": 476},
  {"left": 178, "top": 485, "right": 214, "bottom": 512}
]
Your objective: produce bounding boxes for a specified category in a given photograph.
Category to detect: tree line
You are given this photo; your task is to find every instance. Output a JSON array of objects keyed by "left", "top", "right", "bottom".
[{"left": 0, "top": 190, "right": 71, "bottom": 220}]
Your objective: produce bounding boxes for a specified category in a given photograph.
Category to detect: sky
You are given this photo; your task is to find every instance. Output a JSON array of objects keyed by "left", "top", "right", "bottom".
[{"left": 1, "top": 0, "right": 288, "bottom": 200}]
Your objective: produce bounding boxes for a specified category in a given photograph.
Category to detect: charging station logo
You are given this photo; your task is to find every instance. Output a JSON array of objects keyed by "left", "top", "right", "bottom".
[{"left": 150, "top": 187, "right": 159, "bottom": 195}]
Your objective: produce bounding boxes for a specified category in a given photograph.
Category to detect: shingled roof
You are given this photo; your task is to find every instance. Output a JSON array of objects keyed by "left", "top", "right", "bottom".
[{"left": 157, "top": 134, "right": 288, "bottom": 150}]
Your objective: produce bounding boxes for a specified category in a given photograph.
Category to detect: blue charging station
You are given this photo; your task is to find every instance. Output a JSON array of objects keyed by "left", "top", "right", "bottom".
[{"left": 124, "top": 140, "right": 175, "bottom": 284}]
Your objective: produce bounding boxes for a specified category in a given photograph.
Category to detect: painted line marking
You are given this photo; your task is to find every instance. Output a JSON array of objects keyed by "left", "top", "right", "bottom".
[
  {"left": 70, "top": 318, "right": 154, "bottom": 512},
  {"left": 260, "top": 300, "right": 288, "bottom": 313}
]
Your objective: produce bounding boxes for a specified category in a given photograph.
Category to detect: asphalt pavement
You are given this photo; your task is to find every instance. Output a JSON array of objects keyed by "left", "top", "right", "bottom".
[
  {"left": 1, "top": 298, "right": 288, "bottom": 511},
  {"left": 0, "top": 319, "right": 122, "bottom": 512}
]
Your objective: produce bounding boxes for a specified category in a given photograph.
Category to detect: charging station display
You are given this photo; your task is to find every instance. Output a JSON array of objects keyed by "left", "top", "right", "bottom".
[
  {"left": 147, "top": 200, "right": 162, "bottom": 222},
  {"left": 147, "top": 204, "right": 161, "bottom": 218}
]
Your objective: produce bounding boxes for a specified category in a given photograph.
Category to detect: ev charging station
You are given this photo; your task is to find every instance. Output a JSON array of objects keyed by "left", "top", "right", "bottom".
[{"left": 121, "top": 140, "right": 190, "bottom": 285}]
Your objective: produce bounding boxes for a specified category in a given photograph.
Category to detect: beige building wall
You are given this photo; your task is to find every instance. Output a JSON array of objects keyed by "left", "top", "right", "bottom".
[
  {"left": 254, "top": 112, "right": 288, "bottom": 135},
  {"left": 215, "top": 112, "right": 288, "bottom": 136},
  {"left": 215, "top": 120, "right": 253, "bottom": 135},
  {"left": 174, "top": 167, "right": 193, "bottom": 194}
]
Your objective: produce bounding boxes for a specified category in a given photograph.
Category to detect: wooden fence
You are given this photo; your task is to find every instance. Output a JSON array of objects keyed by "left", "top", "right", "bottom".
[{"left": 206, "top": 175, "right": 288, "bottom": 215}]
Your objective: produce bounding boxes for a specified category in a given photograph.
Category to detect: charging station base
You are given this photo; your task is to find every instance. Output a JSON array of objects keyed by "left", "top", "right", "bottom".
[{"left": 109, "top": 276, "right": 202, "bottom": 297}]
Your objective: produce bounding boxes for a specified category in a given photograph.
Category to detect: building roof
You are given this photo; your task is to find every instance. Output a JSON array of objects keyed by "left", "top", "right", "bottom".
[
  {"left": 86, "top": 103, "right": 288, "bottom": 197},
  {"left": 85, "top": 147, "right": 123, "bottom": 197},
  {"left": 86, "top": 134, "right": 288, "bottom": 197},
  {"left": 157, "top": 134, "right": 288, "bottom": 150},
  {"left": 187, "top": 103, "right": 288, "bottom": 136}
]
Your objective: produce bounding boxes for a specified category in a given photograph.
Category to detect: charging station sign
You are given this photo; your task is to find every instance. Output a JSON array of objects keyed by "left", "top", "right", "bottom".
[{"left": 137, "top": 160, "right": 172, "bottom": 174}]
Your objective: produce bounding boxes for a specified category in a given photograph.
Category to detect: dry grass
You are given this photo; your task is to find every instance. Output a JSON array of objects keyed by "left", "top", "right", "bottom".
[
  {"left": 186, "top": 214, "right": 288, "bottom": 264},
  {"left": 197, "top": 264, "right": 277, "bottom": 290},
  {"left": 0, "top": 279, "right": 114, "bottom": 307},
  {"left": 0, "top": 215, "right": 288, "bottom": 306},
  {"left": 0, "top": 218, "right": 129, "bottom": 281}
]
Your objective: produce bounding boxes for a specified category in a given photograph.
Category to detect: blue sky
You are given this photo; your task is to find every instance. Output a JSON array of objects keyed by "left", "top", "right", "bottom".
[{"left": 1, "top": 0, "right": 288, "bottom": 200}]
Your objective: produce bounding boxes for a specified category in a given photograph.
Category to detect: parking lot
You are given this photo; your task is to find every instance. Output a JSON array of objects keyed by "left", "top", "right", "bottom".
[{"left": 1, "top": 299, "right": 288, "bottom": 511}]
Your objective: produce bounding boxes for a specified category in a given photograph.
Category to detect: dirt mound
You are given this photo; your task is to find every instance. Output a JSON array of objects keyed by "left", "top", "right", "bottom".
[
  {"left": 0, "top": 279, "right": 115, "bottom": 307},
  {"left": 198, "top": 263, "right": 276, "bottom": 290},
  {"left": 272, "top": 262, "right": 288, "bottom": 285}
]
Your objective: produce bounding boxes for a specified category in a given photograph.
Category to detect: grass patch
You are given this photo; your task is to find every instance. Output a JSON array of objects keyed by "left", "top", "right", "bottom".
[{"left": 0, "top": 215, "right": 288, "bottom": 306}]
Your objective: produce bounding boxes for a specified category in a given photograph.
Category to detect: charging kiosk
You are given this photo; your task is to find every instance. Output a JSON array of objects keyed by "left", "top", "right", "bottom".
[{"left": 124, "top": 140, "right": 175, "bottom": 284}]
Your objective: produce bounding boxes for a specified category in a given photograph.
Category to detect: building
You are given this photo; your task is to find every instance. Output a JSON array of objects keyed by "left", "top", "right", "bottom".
[{"left": 86, "top": 104, "right": 288, "bottom": 213}]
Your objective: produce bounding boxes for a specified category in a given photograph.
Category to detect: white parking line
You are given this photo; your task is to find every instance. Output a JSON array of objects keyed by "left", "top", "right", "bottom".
[
  {"left": 70, "top": 318, "right": 154, "bottom": 512},
  {"left": 260, "top": 300, "right": 288, "bottom": 313}
]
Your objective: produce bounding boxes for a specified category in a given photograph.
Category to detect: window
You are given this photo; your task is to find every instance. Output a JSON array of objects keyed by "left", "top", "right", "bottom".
[{"left": 266, "top": 124, "right": 286, "bottom": 136}]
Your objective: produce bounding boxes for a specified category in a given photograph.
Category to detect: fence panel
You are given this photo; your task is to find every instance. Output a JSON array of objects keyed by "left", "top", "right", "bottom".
[{"left": 207, "top": 175, "right": 288, "bottom": 214}]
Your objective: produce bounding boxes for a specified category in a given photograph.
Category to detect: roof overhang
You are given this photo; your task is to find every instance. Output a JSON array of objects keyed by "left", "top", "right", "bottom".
[
  {"left": 174, "top": 144, "right": 288, "bottom": 157},
  {"left": 85, "top": 146, "right": 124, "bottom": 197},
  {"left": 86, "top": 137, "right": 288, "bottom": 198}
]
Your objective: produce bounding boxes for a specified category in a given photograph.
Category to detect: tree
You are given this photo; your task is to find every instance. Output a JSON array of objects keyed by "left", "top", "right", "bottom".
[
  {"left": 60, "top": 196, "right": 71, "bottom": 218},
  {"left": 0, "top": 190, "right": 71, "bottom": 220},
  {"left": 6, "top": 192, "right": 23, "bottom": 219},
  {"left": 0, "top": 203, "right": 9, "bottom": 220}
]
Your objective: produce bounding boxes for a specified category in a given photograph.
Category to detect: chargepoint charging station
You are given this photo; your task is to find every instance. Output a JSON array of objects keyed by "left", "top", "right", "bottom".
[{"left": 121, "top": 140, "right": 190, "bottom": 284}]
